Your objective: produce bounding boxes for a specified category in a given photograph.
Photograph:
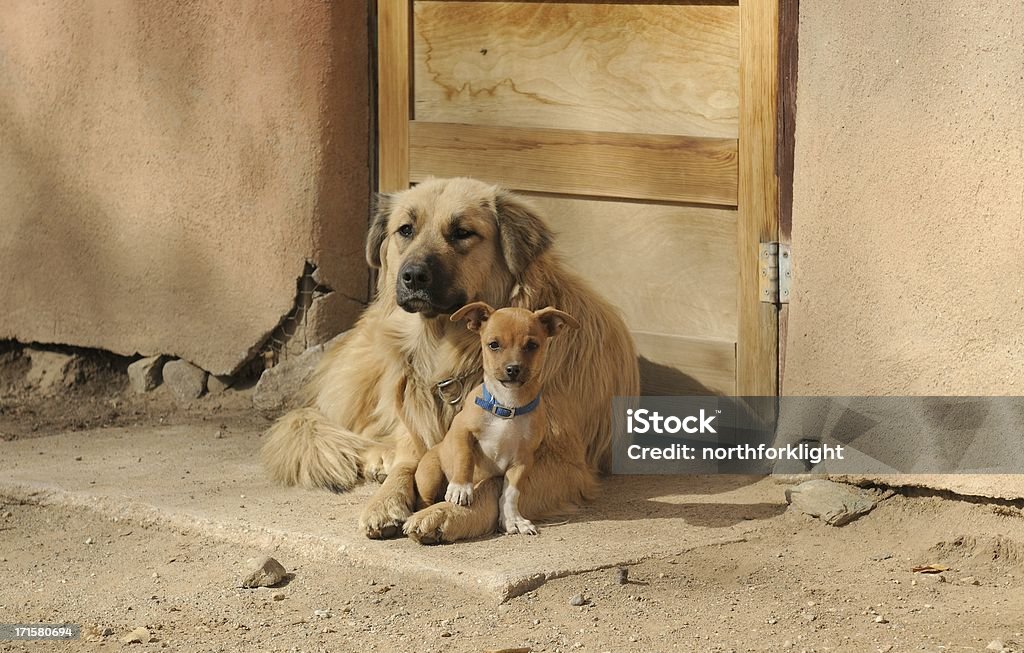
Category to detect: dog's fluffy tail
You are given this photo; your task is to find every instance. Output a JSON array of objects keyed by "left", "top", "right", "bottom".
[{"left": 261, "top": 407, "right": 372, "bottom": 492}]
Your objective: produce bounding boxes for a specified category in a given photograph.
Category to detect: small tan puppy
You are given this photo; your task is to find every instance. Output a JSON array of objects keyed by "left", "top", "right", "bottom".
[{"left": 414, "top": 302, "right": 579, "bottom": 535}]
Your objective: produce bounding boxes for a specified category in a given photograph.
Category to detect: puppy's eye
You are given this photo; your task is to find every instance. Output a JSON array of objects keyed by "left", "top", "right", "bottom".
[
  {"left": 453, "top": 227, "right": 475, "bottom": 241},
  {"left": 524, "top": 340, "right": 539, "bottom": 352},
  {"left": 397, "top": 224, "right": 414, "bottom": 238},
  {"left": 487, "top": 341, "right": 500, "bottom": 351}
]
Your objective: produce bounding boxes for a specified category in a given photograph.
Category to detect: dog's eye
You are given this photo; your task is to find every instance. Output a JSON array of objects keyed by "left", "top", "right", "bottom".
[
  {"left": 524, "top": 340, "right": 539, "bottom": 352},
  {"left": 453, "top": 227, "right": 475, "bottom": 241},
  {"left": 397, "top": 224, "right": 414, "bottom": 238},
  {"left": 487, "top": 341, "right": 500, "bottom": 351}
]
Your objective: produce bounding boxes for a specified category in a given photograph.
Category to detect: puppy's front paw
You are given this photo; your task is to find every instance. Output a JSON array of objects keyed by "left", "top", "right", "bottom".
[
  {"left": 501, "top": 516, "right": 537, "bottom": 535},
  {"left": 444, "top": 482, "right": 474, "bottom": 506}
]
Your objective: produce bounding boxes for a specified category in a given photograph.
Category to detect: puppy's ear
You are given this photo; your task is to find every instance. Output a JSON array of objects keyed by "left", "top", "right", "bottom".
[
  {"left": 365, "top": 193, "right": 394, "bottom": 269},
  {"left": 450, "top": 301, "right": 495, "bottom": 332},
  {"left": 494, "top": 191, "right": 553, "bottom": 278},
  {"left": 534, "top": 307, "right": 580, "bottom": 338}
]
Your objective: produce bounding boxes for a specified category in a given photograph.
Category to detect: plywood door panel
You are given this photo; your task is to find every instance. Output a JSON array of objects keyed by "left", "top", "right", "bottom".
[
  {"left": 413, "top": 2, "right": 740, "bottom": 138},
  {"left": 379, "top": 0, "right": 780, "bottom": 396},
  {"left": 409, "top": 122, "right": 738, "bottom": 205},
  {"left": 523, "top": 194, "right": 738, "bottom": 341}
]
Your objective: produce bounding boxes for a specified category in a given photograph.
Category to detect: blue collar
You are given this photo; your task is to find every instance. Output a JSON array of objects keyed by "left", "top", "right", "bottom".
[{"left": 474, "top": 383, "right": 541, "bottom": 419}]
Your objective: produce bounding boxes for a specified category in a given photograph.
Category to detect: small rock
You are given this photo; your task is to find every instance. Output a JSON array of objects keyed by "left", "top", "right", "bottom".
[
  {"left": 272, "top": 592, "right": 285, "bottom": 601},
  {"left": 960, "top": 576, "right": 980, "bottom": 586},
  {"left": 162, "top": 359, "right": 208, "bottom": 401},
  {"left": 569, "top": 593, "right": 587, "bottom": 606},
  {"left": 253, "top": 332, "right": 349, "bottom": 416},
  {"left": 100, "top": 627, "right": 114, "bottom": 637},
  {"left": 207, "top": 374, "right": 233, "bottom": 394},
  {"left": 127, "top": 356, "right": 164, "bottom": 393},
  {"left": 987, "top": 641, "right": 1004, "bottom": 652},
  {"left": 313, "top": 610, "right": 330, "bottom": 619},
  {"left": 873, "top": 615, "right": 888, "bottom": 624},
  {"left": 121, "top": 627, "right": 151, "bottom": 644},
  {"left": 785, "top": 480, "right": 878, "bottom": 526},
  {"left": 85, "top": 537, "right": 94, "bottom": 545},
  {"left": 870, "top": 552, "right": 893, "bottom": 561},
  {"left": 616, "top": 567, "right": 629, "bottom": 585},
  {"left": 241, "top": 556, "right": 287, "bottom": 589}
]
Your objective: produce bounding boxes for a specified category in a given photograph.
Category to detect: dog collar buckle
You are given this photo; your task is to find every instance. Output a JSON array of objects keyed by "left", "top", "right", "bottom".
[
  {"left": 436, "top": 377, "right": 466, "bottom": 405},
  {"left": 490, "top": 404, "right": 515, "bottom": 419}
]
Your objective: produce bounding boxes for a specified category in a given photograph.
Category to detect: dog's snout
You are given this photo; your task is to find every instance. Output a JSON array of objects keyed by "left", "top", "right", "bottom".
[
  {"left": 399, "top": 262, "right": 432, "bottom": 291},
  {"left": 504, "top": 364, "right": 522, "bottom": 380}
]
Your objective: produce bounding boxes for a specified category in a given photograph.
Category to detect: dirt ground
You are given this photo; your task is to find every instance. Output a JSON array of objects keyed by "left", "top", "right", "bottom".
[
  {"left": 2, "top": 493, "right": 1023, "bottom": 653},
  {"left": 2, "top": 344, "right": 1024, "bottom": 652}
]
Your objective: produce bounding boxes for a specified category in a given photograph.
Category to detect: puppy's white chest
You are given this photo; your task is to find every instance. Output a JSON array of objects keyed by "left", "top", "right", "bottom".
[{"left": 477, "top": 415, "right": 532, "bottom": 473}]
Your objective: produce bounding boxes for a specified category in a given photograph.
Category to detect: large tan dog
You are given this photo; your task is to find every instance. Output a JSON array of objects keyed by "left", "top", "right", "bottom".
[{"left": 261, "top": 177, "right": 639, "bottom": 543}]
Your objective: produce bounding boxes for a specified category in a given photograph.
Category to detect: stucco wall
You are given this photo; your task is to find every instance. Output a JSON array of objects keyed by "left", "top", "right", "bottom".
[
  {"left": 0, "top": 1, "right": 369, "bottom": 375},
  {"left": 785, "top": 0, "right": 1024, "bottom": 396}
]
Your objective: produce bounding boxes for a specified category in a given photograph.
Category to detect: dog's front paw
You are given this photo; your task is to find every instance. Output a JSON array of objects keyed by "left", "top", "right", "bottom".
[
  {"left": 444, "top": 482, "right": 474, "bottom": 506},
  {"left": 501, "top": 516, "right": 537, "bottom": 535},
  {"left": 359, "top": 493, "right": 412, "bottom": 540}
]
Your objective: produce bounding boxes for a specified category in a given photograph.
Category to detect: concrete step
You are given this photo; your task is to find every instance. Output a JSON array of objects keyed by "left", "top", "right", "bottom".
[{"left": 0, "top": 425, "right": 787, "bottom": 601}]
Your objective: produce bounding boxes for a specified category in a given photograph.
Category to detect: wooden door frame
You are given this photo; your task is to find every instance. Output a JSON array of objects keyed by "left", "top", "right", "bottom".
[
  {"left": 373, "top": 0, "right": 791, "bottom": 397},
  {"left": 736, "top": 0, "right": 781, "bottom": 397},
  {"left": 776, "top": 0, "right": 799, "bottom": 395}
]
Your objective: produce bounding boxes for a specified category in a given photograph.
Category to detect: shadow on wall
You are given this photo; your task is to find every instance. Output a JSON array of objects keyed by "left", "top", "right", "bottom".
[{"left": 639, "top": 356, "right": 720, "bottom": 397}]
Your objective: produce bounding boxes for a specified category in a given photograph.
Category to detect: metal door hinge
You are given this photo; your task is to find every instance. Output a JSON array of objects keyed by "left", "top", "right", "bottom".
[{"left": 759, "top": 242, "right": 791, "bottom": 305}]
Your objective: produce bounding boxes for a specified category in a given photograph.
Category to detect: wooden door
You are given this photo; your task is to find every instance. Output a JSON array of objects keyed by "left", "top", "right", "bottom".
[{"left": 377, "top": 0, "right": 779, "bottom": 397}]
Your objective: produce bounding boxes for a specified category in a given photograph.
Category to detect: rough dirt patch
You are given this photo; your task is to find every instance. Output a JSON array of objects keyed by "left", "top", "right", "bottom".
[{"left": 0, "top": 341, "right": 263, "bottom": 441}]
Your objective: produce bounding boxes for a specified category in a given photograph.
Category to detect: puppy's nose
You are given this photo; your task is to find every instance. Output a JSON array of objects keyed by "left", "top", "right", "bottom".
[
  {"left": 399, "top": 262, "right": 431, "bottom": 291},
  {"left": 504, "top": 364, "right": 521, "bottom": 380}
]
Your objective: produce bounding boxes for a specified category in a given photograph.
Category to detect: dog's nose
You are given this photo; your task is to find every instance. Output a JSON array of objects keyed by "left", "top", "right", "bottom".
[
  {"left": 399, "top": 262, "right": 431, "bottom": 291},
  {"left": 504, "top": 364, "right": 521, "bottom": 380}
]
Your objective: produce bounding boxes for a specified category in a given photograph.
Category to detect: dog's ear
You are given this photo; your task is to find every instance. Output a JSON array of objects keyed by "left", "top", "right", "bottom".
[
  {"left": 365, "top": 192, "right": 394, "bottom": 269},
  {"left": 450, "top": 301, "right": 495, "bottom": 332},
  {"left": 534, "top": 307, "right": 580, "bottom": 338},
  {"left": 494, "top": 191, "right": 553, "bottom": 278}
]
